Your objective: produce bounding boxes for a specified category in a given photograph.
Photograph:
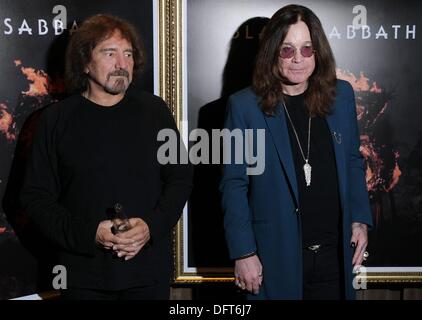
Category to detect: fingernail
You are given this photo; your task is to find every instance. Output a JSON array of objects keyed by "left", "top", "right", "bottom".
[{"left": 350, "top": 242, "right": 356, "bottom": 248}]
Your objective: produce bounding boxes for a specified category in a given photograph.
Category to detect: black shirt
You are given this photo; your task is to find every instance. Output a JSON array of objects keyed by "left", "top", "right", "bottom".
[
  {"left": 284, "top": 93, "right": 341, "bottom": 247},
  {"left": 20, "top": 90, "right": 193, "bottom": 290}
]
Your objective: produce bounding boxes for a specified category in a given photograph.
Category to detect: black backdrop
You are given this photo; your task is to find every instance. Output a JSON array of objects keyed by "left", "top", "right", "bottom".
[{"left": 187, "top": 0, "right": 422, "bottom": 272}]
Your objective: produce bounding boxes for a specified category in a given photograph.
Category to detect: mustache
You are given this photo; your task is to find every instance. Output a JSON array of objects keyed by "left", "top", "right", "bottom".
[{"left": 107, "top": 69, "right": 129, "bottom": 80}]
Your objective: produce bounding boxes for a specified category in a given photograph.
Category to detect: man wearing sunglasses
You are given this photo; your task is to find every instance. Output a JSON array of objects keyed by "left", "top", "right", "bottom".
[{"left": 221, "top": 4, "right": 372, "bottom": 300}]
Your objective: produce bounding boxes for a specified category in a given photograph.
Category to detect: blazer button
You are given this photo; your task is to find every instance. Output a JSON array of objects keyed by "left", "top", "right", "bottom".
[{"left": 295, "top": 208, "right": 300, "bottom": 214}]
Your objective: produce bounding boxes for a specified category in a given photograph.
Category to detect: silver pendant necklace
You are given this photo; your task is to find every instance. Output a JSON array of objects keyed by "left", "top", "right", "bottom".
[{"left": 282, "top": 102, "right": 312, "bottom": 187}]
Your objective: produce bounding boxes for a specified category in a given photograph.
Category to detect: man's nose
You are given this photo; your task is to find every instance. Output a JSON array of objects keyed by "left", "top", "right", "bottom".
[
  {"left": 115, "top": 53, "right": 128, "bottom": 70},
  {"left": 292, "top": 49, "right": 304, "bottom": 63}
]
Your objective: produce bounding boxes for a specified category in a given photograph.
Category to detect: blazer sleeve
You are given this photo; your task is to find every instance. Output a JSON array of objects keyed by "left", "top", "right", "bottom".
[
  {"left": 346, "top": 84, "right": 373, "bottom": 228},
  {"left": 220, "top": 95, "right": 257, "bottom": 260},
  {"left": 20, "top": 108, "right": 98, "bottom": 256},
  {"left": 142, "top": 101, "right": 193, "bottom": 243}
]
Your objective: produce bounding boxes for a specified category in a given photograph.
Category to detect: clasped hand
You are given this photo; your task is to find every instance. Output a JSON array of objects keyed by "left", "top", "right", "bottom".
[{"left": 95, "top": 218, "right": 150, "bottom": 261}]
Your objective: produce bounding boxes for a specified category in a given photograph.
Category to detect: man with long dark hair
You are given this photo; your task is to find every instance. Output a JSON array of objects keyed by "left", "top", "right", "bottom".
[
  {"left": 221, "top": 5, "right": 372, "bottom": 299},
  {"left": 20, "top": 14, "right": 192, "bottom": 299}
]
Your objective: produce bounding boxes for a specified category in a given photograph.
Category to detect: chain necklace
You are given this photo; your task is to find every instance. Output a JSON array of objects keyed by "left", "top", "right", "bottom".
[{"left": 282, "top": 102, "right": 312, "bottom": 187}]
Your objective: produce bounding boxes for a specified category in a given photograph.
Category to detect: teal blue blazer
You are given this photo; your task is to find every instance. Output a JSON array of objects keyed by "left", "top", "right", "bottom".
[{"left": 220, "top": 80, "right": 373, "bottom": 299}]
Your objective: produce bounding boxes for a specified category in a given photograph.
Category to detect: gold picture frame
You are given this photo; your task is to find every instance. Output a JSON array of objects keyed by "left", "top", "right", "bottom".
[
  {"left": 156, "top": 0, "right": 234, "bottom": 283},
  {"left": 157, "top": 0, "right": 422, "bottom": 285}
]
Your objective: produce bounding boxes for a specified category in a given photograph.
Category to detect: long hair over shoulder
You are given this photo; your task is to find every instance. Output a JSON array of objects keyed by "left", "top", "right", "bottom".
[{"left": 252, "top": 5, "right": 337, "bottom": 116}]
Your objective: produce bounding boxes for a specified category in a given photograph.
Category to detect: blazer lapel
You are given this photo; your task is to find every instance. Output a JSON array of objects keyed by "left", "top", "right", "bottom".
[
  {"left": 264, "top": 106, "right": 299, "bottom": 206},
  {"left": 326, "top": 110, "right": 347, "bottom": 207}
]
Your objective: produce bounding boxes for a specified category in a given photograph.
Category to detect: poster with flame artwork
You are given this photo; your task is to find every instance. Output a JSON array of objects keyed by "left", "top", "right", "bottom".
[
  {"left": 186, "top": 0, "right": 422, "bottom": 277},
  {"left": 0, "top": 0, "right": 153, "bottom": 299}
]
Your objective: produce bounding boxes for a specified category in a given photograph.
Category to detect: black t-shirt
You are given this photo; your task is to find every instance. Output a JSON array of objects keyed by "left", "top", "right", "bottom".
[{"left": 284, "top": 93, "right": 341, "bottom": 247}]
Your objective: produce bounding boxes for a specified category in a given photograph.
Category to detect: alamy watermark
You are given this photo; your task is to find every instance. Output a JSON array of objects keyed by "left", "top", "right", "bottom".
[
  {"left": 157, "top": 128, "right": 266, "bottom": 176},
  {"left": 52, "top": 265, "right": 67, "bottom": 290}
]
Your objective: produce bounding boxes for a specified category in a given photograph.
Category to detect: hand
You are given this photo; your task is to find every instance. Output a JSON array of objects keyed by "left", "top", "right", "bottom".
[
  {"left": 351, "top": 222, "right": 368, "bottom": 266},
  {"left": 234, "top": 254, "right": 263, "bottom": 295},
  {"left": 112, "top": 218, "right": 150, "bottom": 261},
  {"left": 95, "top": 220, "right": 135, "bottom": 249}
]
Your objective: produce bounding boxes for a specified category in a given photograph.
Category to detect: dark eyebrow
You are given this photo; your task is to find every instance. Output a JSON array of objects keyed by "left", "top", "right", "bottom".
[
  {"left": 99, "top": 48, "right": 117, "bottom": 52},
  {"left": 99, "top": 48, "right": 133, "bottom": 53},
  {"left": 282, "top": 41, "right": 313, "bottom": 46}
]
